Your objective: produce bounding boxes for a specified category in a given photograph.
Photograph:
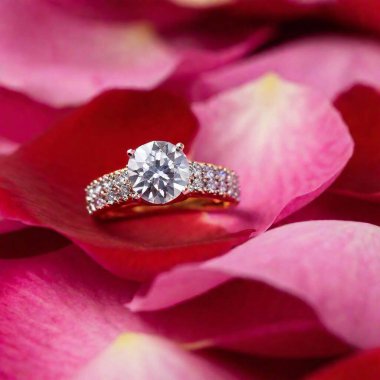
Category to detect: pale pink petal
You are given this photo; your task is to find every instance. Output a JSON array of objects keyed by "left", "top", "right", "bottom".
[
  {"left": 72, "top": 333, "right": 251, "bottom": 380},
  {"left": 204, "top": 221, "right": 380, "bottom": 349},
  {"left": 0, "top": 245, "right": 151, "bottom": 380},
  {"left": 192, "top": 75, "right": 353, "bottom": 231},
  {"left": 193, "top": 36, "right": 380, "bottom": 101},
  {"left": 130, "top": 221, "right": 380, "bottom": 351},
  {"left": 0, "top": 0, "right": 178, "bottom": 107},
  {"left": 0, "top": 136, "right": 18, "bottom": 155},
  {"left": 129, "top": 268, "right": 230, "bottom": 311}
]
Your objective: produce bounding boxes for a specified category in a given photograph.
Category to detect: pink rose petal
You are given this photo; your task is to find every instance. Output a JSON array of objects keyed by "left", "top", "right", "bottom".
[
  {"left": 0, "top": 136, "right": 18, "bottom": 155},
  {"left": 0, "top": 241, "right": 327, "bottom": 378},
  {"left": 0, "top": 0, "right": 178, "bottom": 107},
  {"left": 72, "top": 333, "right": 251, "bottom": 380},
  {"left": 130, "top": 221, "right": 380, "bottom": 351},
  {"left": 193, "top": 36, "right": 380, "bottom": 101},
  {"left": 192, "top": 74, "right": 353, "bottom": 231},
  {"left": 0, "top": 246, "right": 150, "bottom": 380},
  {"left": 205, "top": 221, "right": 380, "bottom": 349}
]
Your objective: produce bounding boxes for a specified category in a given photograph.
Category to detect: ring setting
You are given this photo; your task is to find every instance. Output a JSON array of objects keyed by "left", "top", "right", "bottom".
[{"left": 86, "top": 140, "right": 240, "bottom": 218}]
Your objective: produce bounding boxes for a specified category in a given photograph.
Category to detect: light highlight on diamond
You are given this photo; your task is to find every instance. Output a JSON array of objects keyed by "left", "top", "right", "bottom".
[{"left": 127, "top": 141, "right": 190, "bottom": 204}]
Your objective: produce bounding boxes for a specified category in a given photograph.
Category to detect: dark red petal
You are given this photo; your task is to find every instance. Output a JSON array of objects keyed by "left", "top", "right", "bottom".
[
  {"left": 133, "top": 279, "right": 351, "bottom": 358},
  {"left": 279, "top": 192, "right": 380, "bottom": 228},
  {"left": 306, "top": 348, "right": 380, "bottom": 380},
  {"left": 0, "top": 227, "right": 69, "bottom": 259},
  {"left": 0, "top": 89, "right": 251, "bottom": 279},
  {"left": 333, "top": 85, "right": 380, "bottom": 200}
]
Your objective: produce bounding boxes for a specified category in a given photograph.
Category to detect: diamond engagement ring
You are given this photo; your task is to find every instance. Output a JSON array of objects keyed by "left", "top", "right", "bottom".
[{"left": 86, "top": 141, "right": 240, "bottom": 218}]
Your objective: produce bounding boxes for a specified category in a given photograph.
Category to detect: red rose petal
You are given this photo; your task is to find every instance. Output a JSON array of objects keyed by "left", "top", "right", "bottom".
[
  {"left": 0, "top": 89, "right": 251, "bottom": 279},
  {"left": 333, "top": 85, "right": 380, "bottom": 200},
  {"left": 306, "top": 348, "right": 380, "bottom": 380}
]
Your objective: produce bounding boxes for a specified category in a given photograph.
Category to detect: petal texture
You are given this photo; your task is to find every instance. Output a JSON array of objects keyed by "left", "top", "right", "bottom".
[
  {"left": 0, "top": 246, "right": 147, "bottom": 380},
  {"left": 131, "top": 221, "right": 380, "bottom": 350},
  {"left": 0, "top": 0, "right": 178, "bottom": 106},
  {"left": 192, "top": 75, "right": 353, "bottom": 231},
  {"left": 72, "top": 333, "right": 250, "bottom": 380}
]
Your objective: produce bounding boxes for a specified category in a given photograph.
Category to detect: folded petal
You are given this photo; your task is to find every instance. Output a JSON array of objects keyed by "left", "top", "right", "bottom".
[
  {"left": 0, "top": 89, "right": 252, "bottom": 279},
  {"left": 130, "top": 221, "right": 380, "bottom": 352},
  {"left": 72, "top": 333, "right": 250, "bottom": 380},
  {"left": 332, "top": 85, "right": 380, "bottom": 200},
  {"left": 192, "top": 75, "right": 353, "bottom": 231},
  {"left": 306, "top": 348, "right": 380, "bottom": 380},
  {"left": 193, "top": 36, "right": 380, "bottom": 101},
  {"left": 0, "top": 1, "right": 178, "bottom": 107}
]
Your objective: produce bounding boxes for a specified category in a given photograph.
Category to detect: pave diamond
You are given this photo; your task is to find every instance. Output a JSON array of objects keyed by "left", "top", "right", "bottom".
[{"left": 127, "top": 141, "right": 190, "bottom": 204}]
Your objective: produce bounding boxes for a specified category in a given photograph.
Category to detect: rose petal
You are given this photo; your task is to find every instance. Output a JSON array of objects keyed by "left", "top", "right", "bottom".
[
  {"left": 0, "top": 0, "right": 178, "bottom": 107},
  {"left": 332, "top": 85, "right": 380, "bottom": 200},
  {"left": 130, "top": 221, "right": 380, "bottom": 350},
  {"left": 46, "top": 0, "right": 199, "bottom": 27},
  {"left": 0, "top": 246, "right": 150, "bottom": 380},
  {"left": 167, "top": 23, "right": 274, "bottom": 77},
  {"left": 0, "top": 87, "right": 71, "bottom": 143},
  {"left": 192, "top": 74, "right": 353, "bottom": 231},
  {"left": 306, "top": 348, "right": 380, "bottom": 380},
  {"left": 0, "top": 136, "right": 18, "bottom": 155},
  {"left": 0, "top": 219, "right": 25, "bottom": 234},
  {"left": 131, "top": 278, "right": 350, "bottom": 357},
  {"left": 0, "top": 226, "right": 69, "bottom": 258},
  {"left": 205, "top": 221, "right": 380, "bottom": 349},
  {"left": 0, "top": 89, "right": 252, "bottom": 279},
  {"left": 0, "top": 243, "right": 324, "bottom": 379},
  {"left": 280, "top": 192, "right": 380, "bottom": 227},
  {"left": 72, "top": 333, "right": 251, "bottom": 380},
  {"left": 192, "top": 36, "right": 380, "bottom": 101}
]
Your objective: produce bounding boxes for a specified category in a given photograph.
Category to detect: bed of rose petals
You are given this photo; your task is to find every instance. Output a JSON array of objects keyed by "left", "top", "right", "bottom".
[{"left": 1, "top": 1, "right": 380, "bottom": 379}]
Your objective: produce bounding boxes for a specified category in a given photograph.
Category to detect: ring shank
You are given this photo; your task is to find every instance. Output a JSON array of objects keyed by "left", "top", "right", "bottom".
[{"left": 86, "top": 161, "right": 240, "bottom": 218}]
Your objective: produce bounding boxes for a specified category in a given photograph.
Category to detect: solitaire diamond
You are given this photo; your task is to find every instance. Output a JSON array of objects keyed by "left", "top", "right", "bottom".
[{"left": 127, "top": 141, "right": 190, "bottom": 204}]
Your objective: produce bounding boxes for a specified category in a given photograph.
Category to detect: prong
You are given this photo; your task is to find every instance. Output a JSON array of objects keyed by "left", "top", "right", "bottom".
[
  {"left": 176, "top": 142, "right": 184, "bottom": 152},
  {"left": 127, "top": 149, "right": 135, "bottom": 157}
]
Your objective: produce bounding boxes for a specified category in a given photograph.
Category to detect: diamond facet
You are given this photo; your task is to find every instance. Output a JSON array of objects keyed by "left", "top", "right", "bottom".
[{"left": 127, "top": 141, "right": 190, "bottom": 204}]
